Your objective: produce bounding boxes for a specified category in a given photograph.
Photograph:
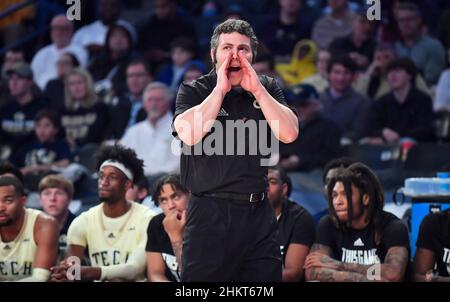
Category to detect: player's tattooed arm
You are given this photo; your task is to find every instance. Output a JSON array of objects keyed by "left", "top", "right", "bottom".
[
  {"left": 305, "top": 245, "right": 408, "bottom": 282},
  {"left": 414, "top": 248, "right": 450, "bottom": 282},
  {"left": 337, "top": 246, "right": 408, "bottom": 282},
  {"left": 304, "top": 244, "right": 368, "bottom": 281}
]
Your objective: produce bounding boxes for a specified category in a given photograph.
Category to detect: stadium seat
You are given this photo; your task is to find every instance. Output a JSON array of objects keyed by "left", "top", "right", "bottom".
[
  {"left": 344, "top": 144, "right": 402, "bottom": 171},
  {"left": 403, "top": 143, "right": 450, "bottom": 174}
]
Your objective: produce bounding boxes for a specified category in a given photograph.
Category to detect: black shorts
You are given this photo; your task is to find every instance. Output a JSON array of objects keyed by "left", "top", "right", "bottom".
[{"left": 181, "top": 194, "right": 282, "bottom": 282}]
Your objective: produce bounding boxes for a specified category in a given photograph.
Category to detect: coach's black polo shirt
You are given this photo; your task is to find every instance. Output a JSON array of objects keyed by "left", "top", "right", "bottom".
[
  {"left": 416, "top": 210, "right": 450, "bottom": 277},
  {"left": 277, "top": 200, "right": 315, "bottom": 264},
  {"left": 173, "top": 70, "right": 294, "bottom": 194}
]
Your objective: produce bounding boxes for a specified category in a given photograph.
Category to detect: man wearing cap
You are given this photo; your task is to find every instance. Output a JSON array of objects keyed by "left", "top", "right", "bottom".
[
  {"left": 50, "top": 145, "right": 155, "bottom": 281},
  {"left": 279, "top": 84, "right": 342, "bottom": 172},
  {"left": 0, "top": 62, "right": 48, "bottom": 161}
]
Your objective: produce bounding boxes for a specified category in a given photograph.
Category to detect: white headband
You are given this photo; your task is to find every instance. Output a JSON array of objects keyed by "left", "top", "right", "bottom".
[{"left": 99, "top": 160, "right": 134, "bottom": 181}]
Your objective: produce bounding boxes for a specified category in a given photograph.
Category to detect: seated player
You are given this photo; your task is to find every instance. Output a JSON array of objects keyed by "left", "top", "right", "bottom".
[
  {"left": 305, "top": 163, "right": 410, "bottom": 282},
  {"left": 0, "top": 176, "right": 58, "bottom": 281},
  {"left": 50, "top": 144, "right": 155, "bottom": 281}
]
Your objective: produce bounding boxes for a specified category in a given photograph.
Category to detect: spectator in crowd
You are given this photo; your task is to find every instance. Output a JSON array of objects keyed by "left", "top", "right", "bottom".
[
  {"left": 0, "top": 161, "right": 25, "bottom": 183},
  {"left": 302, "top": 49, "right": 331, "bottom": 93},
  {"left": 328, "top": 11, "right": 376, "bottom": 70},
  {"left": 434, "top": 63, "right": 450, "bottom": 113},
  {"left": 267, "top": 166, "right": 315, "bottom": 281},
  {"left": 137, "top": 0, "right": 197, "bottom": 71},
  {"left": 319, "top": 56, "right": 370, "bottom": 144},
  {"left": 394, "top": 2, "right": 446, "bottom": 85},
  {"left": 0, "top": 63, "right": 48, "bottom": 160},
  {"left": 312, "top": 0, "right": 356, "bottom": 50},
  {"left": 354, "top": 43, "right": 429, "bottom": 101},
  {"left": 275, "top": 39, "right": 318, "bottom": 87},
  {"left": 60, "top": 68, "right": 109, "bottom": 150},
  {"left": 361, "top": 57, "right": 434, "bottom": 145},
  {"left": 182, "top": 61, "right": 207, "bottom": 83},
  {"left": 107, "top": 59, "right": 153, "bottom": 141},
  {"left": 279, "top": 84, "right": 342, "bottom": 172},
  {"left": 146, "top": 174, "right": 190, "bottom": 282},
  {"left": 436, "top": 9, "right": 450, "bottom": 50},
  {"left": 73, "top": 0, "right": 136, "bottom": 56},
  {"left": 258, "top": 0, "right": 312, "bottom": 60},
  {"left": 252, "top": 47, "right": 284, "bottom": 86},
  {"left": 1, "top": 47, "right": 26, "bottom": 78},
  {"left": 126, "top": 175, "right": 150, "bottom": 204},
  {"left": 1, "top": 48, "right": 28, "bottom": 108},
  {"left": 120, "top": 82, "right": 179, "bottom": 177},
  {"left": 38, "top": 174, "right": 77, "bottom": 260},
  {"left": 44, "top": 52, "right": 80, "bottom": 112},
  {"left": 376, "top": 0, "right": 402, "bottom": 44},
  {"left": 31, "top": 14, "right": 87, "bottom": 90},
  {"left": 10, "top": 110, "right": 71, "bottom": 184},
  {"left": 89, "top": 23, "right": 138, "bottom": 98},
  {"left": 156, "top": 37, "right": 197, "bottom": 93}
]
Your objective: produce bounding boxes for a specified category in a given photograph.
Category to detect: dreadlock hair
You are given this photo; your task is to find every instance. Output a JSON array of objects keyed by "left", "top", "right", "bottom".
[
  {"left": 326, "top": 162, "right": 385, "bottom": 244},
  {"left": 95, "top": 144, "right": 144, "bottom": 184},
  {"left": 152, "top": 174, "right": 189, "bottom": 206},
  {"left": 322, "top": 157, "right": 356, "bottom": 185}
]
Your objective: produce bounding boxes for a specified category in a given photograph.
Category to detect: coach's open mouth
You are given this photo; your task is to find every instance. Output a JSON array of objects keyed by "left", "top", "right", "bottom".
[{"left": 227, "top": 66, "right": 241, "bottom": 73}]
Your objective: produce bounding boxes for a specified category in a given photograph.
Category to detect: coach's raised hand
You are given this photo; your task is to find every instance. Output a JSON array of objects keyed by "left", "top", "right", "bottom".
[
  {"left": 216, "top": 51, "right": 232, "bottom": 95},
  {"left": 238, "top": 52, "right": 263, "bottom": 96}
]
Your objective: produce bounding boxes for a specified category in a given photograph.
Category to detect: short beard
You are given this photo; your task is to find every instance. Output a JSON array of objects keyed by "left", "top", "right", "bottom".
[
  {"left": 0, "top": 219, "right": 12, "bottom": 227},
  {"left": 100, "top": 196, "right": 119, "bottom": 204}
]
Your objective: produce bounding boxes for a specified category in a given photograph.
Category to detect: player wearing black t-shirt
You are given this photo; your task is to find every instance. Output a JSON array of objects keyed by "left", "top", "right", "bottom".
[
  {"left": 267, "top": 166, "right": 315, "bottom": 282},
  {"left": 146, "top": 175, "right": 190, "bottom": 282},
  {"left": 414, "top": 209, "right": 450, "bottom": 282},
  {"left": 305, "top": 163, "right": 410, "bottom": 282}
]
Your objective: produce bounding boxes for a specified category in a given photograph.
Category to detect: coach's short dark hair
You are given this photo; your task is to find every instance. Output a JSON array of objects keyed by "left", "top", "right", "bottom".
[
  {"left": 0, "top": 176, "right": 25, "bottom": 196},
  {"left": 152, "top": 174, "right": 189, "bottom": 206},
  {"left": 210, "top": 19, "right": 258, "bottom": 64},
  {"left": 95, "top": 144, "right": 144, "bottom": 184},
  {"left": 327, "top": 56, "right": 357, "bottom": 74}
]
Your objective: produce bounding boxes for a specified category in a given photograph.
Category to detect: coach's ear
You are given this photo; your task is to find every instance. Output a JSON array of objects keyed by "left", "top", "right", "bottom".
[{"left": 210, "top": 49, "right": 216, "bottom": 66}]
